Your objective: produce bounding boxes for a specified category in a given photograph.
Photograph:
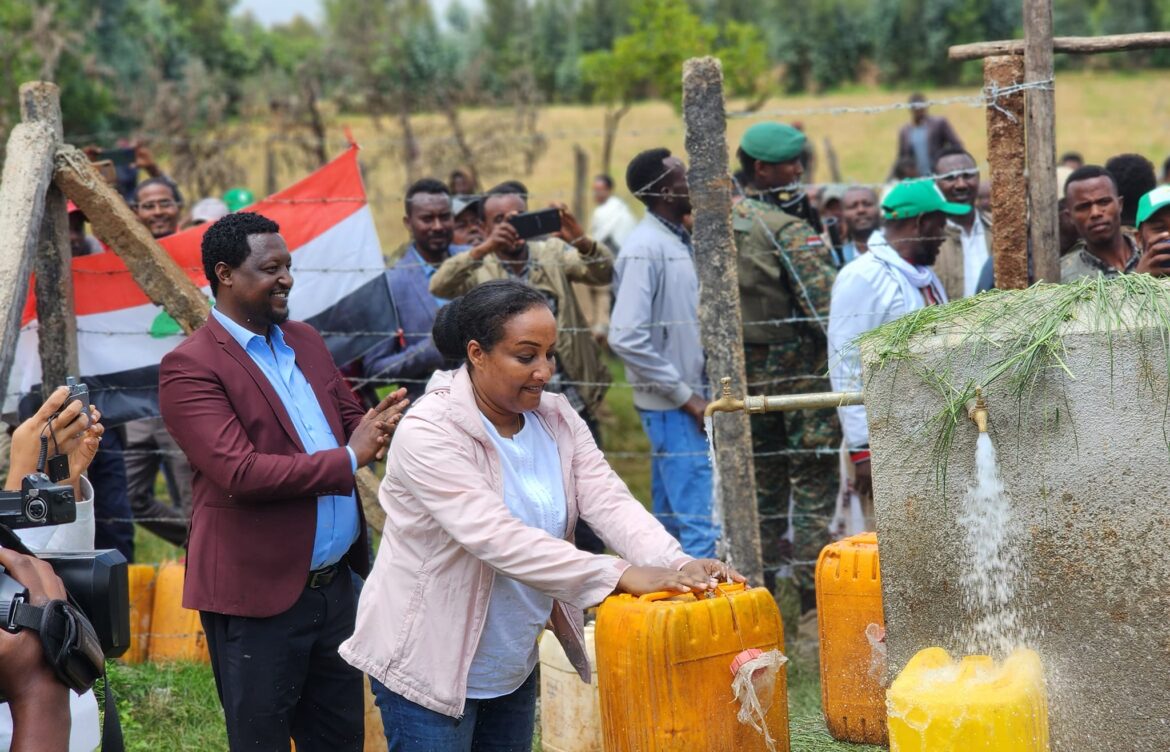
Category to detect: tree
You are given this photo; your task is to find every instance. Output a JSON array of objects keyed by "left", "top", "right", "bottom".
[{"left": 580, "top": 0, "right": 770, "bottom": 176}]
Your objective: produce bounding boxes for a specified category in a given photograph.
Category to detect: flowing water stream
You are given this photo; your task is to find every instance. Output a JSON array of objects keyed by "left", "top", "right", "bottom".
[{"left": 958, "top": 432, "right": 1029, "bottom": 657}]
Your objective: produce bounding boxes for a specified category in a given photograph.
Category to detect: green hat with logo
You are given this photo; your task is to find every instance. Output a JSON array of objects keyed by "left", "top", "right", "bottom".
[
  {"left": 881, "top": 179, "right": 971, "bottom": 220},
  {"left": 1136, "top": 185, "right": 1170, "bottom": 226},
  {"left": 740, "top": 122, "right": 806, "bottom": 163}
]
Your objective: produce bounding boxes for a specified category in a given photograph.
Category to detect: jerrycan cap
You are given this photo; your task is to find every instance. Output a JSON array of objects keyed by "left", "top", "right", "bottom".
[{"left": 730, "top": 648, "right": 763, "bottom": 677}]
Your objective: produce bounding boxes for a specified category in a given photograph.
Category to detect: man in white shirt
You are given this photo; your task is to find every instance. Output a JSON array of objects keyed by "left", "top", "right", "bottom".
[
  {"left": 580, "top": 175, "right": 639, "bottom": 341},
  {"left": 932, "top": 148, "right": 991, "bottom": 299},
  {"left": 828, "top": 180, "right": 969, "bottom": 497}
]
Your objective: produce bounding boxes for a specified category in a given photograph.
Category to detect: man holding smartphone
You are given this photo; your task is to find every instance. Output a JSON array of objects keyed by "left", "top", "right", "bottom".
[
  {"left": 429, "top": 181, "right": 613, "bottom": 437},
  {"left": 429, "top": 181, "right": 613, "bottom": 553}
]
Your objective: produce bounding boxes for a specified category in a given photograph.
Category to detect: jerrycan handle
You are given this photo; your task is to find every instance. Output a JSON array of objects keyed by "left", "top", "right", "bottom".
[{"left": 637, "top": 581, "right": 746, "bottom": 603}]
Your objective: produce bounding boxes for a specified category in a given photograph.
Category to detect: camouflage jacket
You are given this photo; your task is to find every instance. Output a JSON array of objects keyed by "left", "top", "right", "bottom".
[{"left": 732, "top": 196, "right": 838, "bottom": 346}]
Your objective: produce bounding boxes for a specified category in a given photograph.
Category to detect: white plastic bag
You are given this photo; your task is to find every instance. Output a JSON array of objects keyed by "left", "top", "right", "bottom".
[{"left": 730, "top": 649, "right": 789, "bottom": 752}]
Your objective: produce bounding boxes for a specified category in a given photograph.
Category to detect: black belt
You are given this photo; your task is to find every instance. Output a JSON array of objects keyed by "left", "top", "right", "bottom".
[{"left": 307, "top": 561, "right": 344, "bottom": 589}]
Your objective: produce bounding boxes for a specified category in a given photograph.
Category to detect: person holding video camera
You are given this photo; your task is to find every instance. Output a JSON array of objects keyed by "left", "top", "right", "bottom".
[{"left": 2, "top": 386, "right": 107, "bottom": 752}]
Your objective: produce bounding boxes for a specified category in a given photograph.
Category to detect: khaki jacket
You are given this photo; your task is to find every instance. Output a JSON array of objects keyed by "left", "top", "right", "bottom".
[
  {"left": 429, "top": 238, "right": 613, "bottom": 411},
  {"left": 339, "top": 367, "right": 689, "bottom": 717},
  {"left": 935, "top": 212, "right": 992, "bottom": 301}
]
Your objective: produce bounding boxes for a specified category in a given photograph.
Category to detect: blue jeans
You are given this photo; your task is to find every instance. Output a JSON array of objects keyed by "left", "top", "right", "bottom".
[
  {"left": 638, "top": 407, "right": 718, "bottom": 558},
  {"left": 370, "top": 671, "right": 537, "bottom": 752}
]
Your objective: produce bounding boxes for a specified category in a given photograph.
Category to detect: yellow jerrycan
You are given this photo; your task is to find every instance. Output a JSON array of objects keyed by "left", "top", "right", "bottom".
[
  {"left": 123, "top": 563, "right": 158, "bottom": 664},
  {"left": 147, "top": 561, "right": 210, "bottom": 664},
  {"left": 887, "top": 647, "right": 1049, "bottom": 752},
  {"left": 815, "top": 532, "right": 887, "bottom": 744},
  {"left": 596, "top": 582, "right": 788, "bottom": 752}
]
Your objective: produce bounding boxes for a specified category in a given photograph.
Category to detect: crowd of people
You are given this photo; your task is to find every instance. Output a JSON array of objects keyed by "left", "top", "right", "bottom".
[{"left": 7, "top": 92, "right": 1170, "bottom": 752}]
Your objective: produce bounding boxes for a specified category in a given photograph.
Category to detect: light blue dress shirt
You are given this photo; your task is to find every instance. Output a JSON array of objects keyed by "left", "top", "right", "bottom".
[{"left": 211, "top": 307, "right": 359, "bottom": 570}]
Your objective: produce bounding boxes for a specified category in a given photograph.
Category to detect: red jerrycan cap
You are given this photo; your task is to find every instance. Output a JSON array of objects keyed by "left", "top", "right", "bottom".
[{"left": 730, "top": 648, "right": 763, "bottom": 677}]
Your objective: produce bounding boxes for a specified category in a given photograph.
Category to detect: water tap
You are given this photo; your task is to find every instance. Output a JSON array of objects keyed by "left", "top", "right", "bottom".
[
  {"left": 704, "top": 377, "right": 745, "bottom": 418},
  {"left": 967, "top": 388, "right": 989, "bottom": 433}
]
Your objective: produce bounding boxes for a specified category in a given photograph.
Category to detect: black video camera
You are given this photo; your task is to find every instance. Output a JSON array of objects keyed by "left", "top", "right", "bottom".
[{"left": 0, "top": 476, "right": 130, "bottom": 663}]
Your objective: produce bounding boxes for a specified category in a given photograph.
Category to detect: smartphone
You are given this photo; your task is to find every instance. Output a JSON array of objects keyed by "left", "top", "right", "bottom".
[
  {"left": 61, "top": 377, "right": 91, "bottom": 423},
  {"left": 95, "top": 147, "right": 136, "bottom": 168},
  {"left": 508, "top": 208, "right": 562, "bottom": 240}
]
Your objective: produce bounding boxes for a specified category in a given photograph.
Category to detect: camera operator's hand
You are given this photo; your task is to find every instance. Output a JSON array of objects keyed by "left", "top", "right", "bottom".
[
  {"left": 6, "top": 387, "right": 103, "bottom": 500},
  {"left": 0, "top": 549, "right": 71, "bottom": 752}
]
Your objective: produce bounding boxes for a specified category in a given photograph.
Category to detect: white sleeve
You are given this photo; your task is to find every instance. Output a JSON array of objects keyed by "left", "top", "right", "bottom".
[
  {"left": 828, "top": 271, "right": 884, "bottom": 449},
  {"left": 15, "top": 476, "right": 96, "bottom": 554}
]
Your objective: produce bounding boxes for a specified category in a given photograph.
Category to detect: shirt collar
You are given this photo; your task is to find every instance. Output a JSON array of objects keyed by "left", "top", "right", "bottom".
[
  {"left": 650, "top": 213, "right": 692, "bottom": 251},
  {"left": 1073, "top": 234, "right": 1140, "bottom": 274},
  {"left": 211, "top": 305, "right": 281, "bottom": 350}
]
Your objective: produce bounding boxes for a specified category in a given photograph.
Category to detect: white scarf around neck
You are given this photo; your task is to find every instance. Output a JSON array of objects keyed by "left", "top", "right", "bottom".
[{"left": 869, "top": 233, "right": 948, "bottom": 307}]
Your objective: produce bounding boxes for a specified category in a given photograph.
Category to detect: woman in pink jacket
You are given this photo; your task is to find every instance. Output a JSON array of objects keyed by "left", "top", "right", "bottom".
[{"left": 340, "top": 279, "right": 741, "bottom": 751}]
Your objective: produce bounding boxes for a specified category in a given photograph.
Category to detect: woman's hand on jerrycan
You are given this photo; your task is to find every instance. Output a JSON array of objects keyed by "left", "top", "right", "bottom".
[{"left": 616, "top": 560, "right": 746, "bottom": 595}]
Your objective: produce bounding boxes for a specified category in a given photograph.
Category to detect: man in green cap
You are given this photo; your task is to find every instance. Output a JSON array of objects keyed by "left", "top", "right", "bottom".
[
  {"left": 1133, "top": 185, "right": 1170, "bottom": 276},
  {"left": 733, "top": 121, "right": 841, "bottom": 614},
  {"left": 829, "top": 179, "right": 968, "bottom": 518}
]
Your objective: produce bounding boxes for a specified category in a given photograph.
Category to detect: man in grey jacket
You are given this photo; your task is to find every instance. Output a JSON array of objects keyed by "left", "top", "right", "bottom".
[{"left": 609, "top": 148, "right": 716, "bottom": 558}]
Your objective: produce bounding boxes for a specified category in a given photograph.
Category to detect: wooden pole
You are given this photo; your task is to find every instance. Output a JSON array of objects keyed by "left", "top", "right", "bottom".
[
  {"left": 984, "top": 56, "right": 1029, "bottom": 290},
  {"left": 681, "top": 56, "right": 763, "bottom": 584},
  {"left": 1024, "top": 0, "right": 1060, "bottom": 283},
  {"left": 572, "top": 144, "right": 588, "bottom": 222},
  {"left": 53, "top": 145, "right": 211, "bottom": 333},
  {"left": 20, "top": 82, "right": 79, "bottom": 392},
  {"left": 0, "top": 122, "right": 57, "bottom": 406},
  {"left": 950, "top": 31, "right": 1170, "bottom": 61}
]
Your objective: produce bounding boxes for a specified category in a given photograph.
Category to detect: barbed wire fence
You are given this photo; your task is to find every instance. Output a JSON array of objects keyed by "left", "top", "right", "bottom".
[{"left": 1, "top": 75, "right": 1057, "bottom": 645}]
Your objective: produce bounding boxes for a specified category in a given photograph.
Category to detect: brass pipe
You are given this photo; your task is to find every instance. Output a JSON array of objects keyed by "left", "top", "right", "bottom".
[
  {"left": 705, "top": 376, "right": 864, "bottom": 417},
  {"left": 966, "top": 387, "right": 989, "bottom": 433}
]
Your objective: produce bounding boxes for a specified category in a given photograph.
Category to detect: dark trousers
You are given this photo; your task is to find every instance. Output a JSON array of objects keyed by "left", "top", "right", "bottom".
[
  {"left": 200, "top": 568, "right": 364, "bottom": 752},
  {"left": 89, "top": 426, "right": 135, "bottom": 562}
]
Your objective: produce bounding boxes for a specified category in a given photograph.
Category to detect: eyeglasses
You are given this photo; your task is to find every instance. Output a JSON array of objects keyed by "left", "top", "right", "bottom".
[
  {"left": 935, "top": 168, "right": 980, "bottom": 181},
  {"left": 135, "top": 200, "right": 179, "bottom": 211}
]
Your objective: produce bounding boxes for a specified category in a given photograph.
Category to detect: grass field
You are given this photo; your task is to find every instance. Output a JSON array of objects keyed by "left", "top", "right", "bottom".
[{"left": 233, "top": 70, "right": 1170, "bottom": 254}]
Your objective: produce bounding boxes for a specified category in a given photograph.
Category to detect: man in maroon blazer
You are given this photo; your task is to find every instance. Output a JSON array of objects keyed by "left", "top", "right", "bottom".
[{"left": 160, "top": 212, "right": 406, "bottom": 751}]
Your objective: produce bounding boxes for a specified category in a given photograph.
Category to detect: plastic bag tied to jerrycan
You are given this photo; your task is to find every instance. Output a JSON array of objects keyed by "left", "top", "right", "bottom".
[
  {"left": 596, "top": 582, "right": 789, "bottom": 752},
  {"left": 887, "top": 647, "right": 1050, "bottom": 752},
  {"left": 815, "top": 531, "right": 888, "bottom": 745}
]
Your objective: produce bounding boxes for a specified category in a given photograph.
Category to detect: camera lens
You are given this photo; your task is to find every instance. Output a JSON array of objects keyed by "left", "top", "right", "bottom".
[{"left": 26, "top": 499, "right": 47, "bottom": 522}]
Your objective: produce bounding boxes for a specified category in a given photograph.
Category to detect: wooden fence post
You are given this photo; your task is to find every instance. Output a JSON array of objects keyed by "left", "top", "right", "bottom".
[
  {"left": 21, "top": 82, "right": 79, "bottom": 392},
  {"left": 681, "top": 56, "right": 763, "bottom": 584},
  {"left": 0, "top": 122, "right": 57, "bottom": 405},
  {"left": 984, "top": 56, "right": 1029, "bottom": 290},
  {"left": 53, "top": 145, "right": 210, "bottom": 333},
  {"left": 1024, "top": 0, "right": 1060, "bottom": 283}
]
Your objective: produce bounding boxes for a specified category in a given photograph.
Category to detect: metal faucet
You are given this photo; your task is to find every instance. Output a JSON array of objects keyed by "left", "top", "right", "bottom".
[
  {"left": 704, "top": 376, "right": 864, "bottom": 418},
  {"left": 966, "top": 387, "right": 989, "bottom": 433}
]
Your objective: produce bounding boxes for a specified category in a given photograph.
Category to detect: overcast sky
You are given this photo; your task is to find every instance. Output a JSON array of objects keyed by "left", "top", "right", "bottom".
[{"left": 235, "top": 0, "right": 481, "bottom": 26}]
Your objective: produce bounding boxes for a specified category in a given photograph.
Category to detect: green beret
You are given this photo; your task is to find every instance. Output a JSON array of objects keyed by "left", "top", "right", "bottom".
[{"left": 740, "top": 122, "right": 806, "bottom": 163}]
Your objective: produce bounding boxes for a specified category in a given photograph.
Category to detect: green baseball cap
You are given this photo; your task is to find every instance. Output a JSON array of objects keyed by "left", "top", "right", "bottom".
[
  {"left": 881, "top": 179, "right": 971, "bottom": 220},
  {"left": 1136, "top": 185, "right": 1170, "bottom": 226},
  {"left": 740, "top": 122, "right": 806, "bottom": 164},
  {"left": 222, "top": 187, "right": 254, "bottom": 212}
]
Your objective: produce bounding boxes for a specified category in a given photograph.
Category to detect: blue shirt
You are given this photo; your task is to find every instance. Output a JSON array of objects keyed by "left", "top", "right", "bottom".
[
  {"left": 211, "top": 307, "right": 359, "bottom": 570},
  {"left": 405, "top": 244, "right": 454, "bottom": 306}
]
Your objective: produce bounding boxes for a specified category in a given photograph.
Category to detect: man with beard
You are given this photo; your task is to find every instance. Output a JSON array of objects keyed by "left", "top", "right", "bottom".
[
  {"left": 364, "top": 178, "right": 470, "bottom": 401},
  {"left": 1133, "top": 186, "right": 1170, "bottom": 277},
  {"left": 731, "top": 122, "right": 840, "bottom": 608},
  {"left": 840, "top": 186, "right": 881, "bottom": 264},
  {"left": 160, "top": 212, "right": 408, "bottom": 750},
  {"left": 1061, "top": 166, "right": 1143, "bottom": 282},
  {"left": 829, "top": 181, "right": 969, "bottom": 497},
  {"left": 933, "top": 148, "right": 991, "bottom": 299},
  {"left": 610, "top": 148, "right": 716, "bottom": 559},
  {"left": 131, "top": 177, "right": 183, "bottom": 239}
]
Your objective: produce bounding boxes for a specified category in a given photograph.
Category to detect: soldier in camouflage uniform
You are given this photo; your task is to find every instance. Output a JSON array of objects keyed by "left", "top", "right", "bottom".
[{"left": 733, "top": 123, "right": 842, "bottom": 616}]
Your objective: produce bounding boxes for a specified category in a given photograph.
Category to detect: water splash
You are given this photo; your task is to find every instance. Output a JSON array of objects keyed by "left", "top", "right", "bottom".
[
  {"left": 704, "top": 415, "right": 729, "bottom": 565},
  {"left": 958, "top": 433, "right": 1029, "bottom": 656}
]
